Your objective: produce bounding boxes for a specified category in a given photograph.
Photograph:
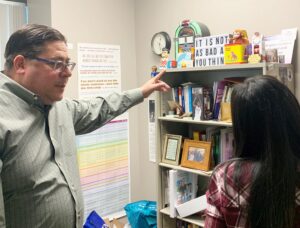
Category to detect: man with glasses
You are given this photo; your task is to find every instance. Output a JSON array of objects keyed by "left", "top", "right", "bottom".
[{"left": 0, "top": 24, "right": 170, "bottom": 227}]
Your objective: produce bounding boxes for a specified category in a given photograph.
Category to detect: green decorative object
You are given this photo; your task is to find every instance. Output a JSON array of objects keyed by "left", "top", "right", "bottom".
[{"left": 175, "top": 19, "right": 210, "bottom": 68}]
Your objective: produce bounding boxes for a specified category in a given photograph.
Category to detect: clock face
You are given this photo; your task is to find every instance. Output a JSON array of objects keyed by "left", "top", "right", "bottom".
[{"left": 151, "top": 32, "right": 171, "bottom": 55}]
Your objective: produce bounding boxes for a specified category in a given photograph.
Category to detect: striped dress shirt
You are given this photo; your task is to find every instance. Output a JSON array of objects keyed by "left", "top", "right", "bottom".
[{"left": 0, "top": 72, "right": 143, "bottom": 227}]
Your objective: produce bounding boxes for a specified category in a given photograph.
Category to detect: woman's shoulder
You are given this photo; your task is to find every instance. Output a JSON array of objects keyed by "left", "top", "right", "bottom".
[
  {"left": 207, "top": 159, "right": 255, "bottom": 208},
  {"left": 212, "top": 159, "right": 255, "bottom": 180}
]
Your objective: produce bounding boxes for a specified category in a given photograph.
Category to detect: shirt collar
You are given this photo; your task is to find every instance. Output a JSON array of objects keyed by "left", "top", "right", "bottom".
[{"left": 0, "top": 71, "right": 51, "bottom": 113}]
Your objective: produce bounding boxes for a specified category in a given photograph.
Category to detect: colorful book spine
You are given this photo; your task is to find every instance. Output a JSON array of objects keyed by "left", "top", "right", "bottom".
[{"left": 212, "top": 80, "right": 226, "bottom": 119}]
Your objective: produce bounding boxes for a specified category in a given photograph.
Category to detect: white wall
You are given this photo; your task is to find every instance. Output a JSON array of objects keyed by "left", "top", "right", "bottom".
[{"left": 27, "top": 0, "right": 51, "bottom": 26}]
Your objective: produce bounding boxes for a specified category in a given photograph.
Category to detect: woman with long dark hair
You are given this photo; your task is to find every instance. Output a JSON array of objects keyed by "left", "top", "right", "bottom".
[{"left": 205, "top": 75, "right": 300, "bottom": 227}]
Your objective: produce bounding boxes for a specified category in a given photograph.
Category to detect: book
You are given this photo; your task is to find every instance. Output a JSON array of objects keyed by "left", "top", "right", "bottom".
[
  {"left": 169, "top": 169, "right": 177, "bottom": 218},
  {"left": 265, "top": 49, "right": 278, "bottom": 62},
  {"left": 220, "top": 128, "right": 234, "bottom": 162},
  {"left": 203, "top": 87, "right": 213, "bottom": 120},
  {"left": 178, "top": 86, "right": 184, "bottom": 113},
  {"left": 212, "top": 80, "right": 227, "bottom": 119},
  {"left": 181, "top": 82, "right": 194, "bottom": 114},
  {"left": 192, "top": 87, "right": 213, "bottom": 120},
  {"left": 206, "top": 126, "right": 223, "bottom": 166},
  {"left": 162, "top": 170, "right": 170, "bottom": 207},
  {"left": 223, "top": 77, "right": 246, "bottom": 84},
  {"left": 192, "top": 87, "right": 203, "bottom": 121},
  {"left": 172, "top": 87, "right": 179, "bottom": 104},
  {"left": 192, "top": 131, "right": 200, "bottom": 141},
  {"left": 169, "top": 170, "right": 198, "bottom": 218}
]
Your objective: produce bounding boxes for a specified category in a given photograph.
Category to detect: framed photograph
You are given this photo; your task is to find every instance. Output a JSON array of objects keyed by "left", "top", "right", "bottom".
[
  {"left": 181, "top": 139, "right": 212, "bottom": 171},
  {"left": 162, "top": 134, "right": 182, "bottom": 165}
]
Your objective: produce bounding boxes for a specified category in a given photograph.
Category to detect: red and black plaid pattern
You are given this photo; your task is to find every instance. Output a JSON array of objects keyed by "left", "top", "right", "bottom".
[{"left": 205, "top": 161, "right": 300, "bottom": 228}]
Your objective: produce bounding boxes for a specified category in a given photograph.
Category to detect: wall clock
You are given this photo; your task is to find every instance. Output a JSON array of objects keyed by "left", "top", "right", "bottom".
[{"left": 151, "top": 31, "right": 171, "bottom": 56}]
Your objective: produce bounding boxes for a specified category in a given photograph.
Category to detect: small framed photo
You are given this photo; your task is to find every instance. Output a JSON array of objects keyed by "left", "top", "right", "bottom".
[
  {"left": 162, "top": 134, "right": 182, "bottom": 165},
  {"left": 181, "top": 139, "right": 212, "bottom": 171}
]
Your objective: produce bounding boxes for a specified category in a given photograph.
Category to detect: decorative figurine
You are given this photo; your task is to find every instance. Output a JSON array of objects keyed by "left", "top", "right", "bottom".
[
  {"left": 159, "top": 48, "right": 169, "bottom": 69},
  {"left": 248, "top": 32, "right": 265, "bottom": 63},
  {"left": 151, "top": 65, "right": 158, "bottom": 77},
  {"left": 229, "top": 29, "right": 249, "bottom": 45},
  {"left": 251, "top": 32, "right": 264, "bottom": 55},
  {"left": 248, "top": 54, "right": 262, "bottom": 64}
]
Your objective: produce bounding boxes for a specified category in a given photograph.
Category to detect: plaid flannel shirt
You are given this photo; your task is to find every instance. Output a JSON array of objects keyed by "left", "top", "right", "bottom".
[{"left": 205, "top": 161, "right": 300, "bottom": 228}]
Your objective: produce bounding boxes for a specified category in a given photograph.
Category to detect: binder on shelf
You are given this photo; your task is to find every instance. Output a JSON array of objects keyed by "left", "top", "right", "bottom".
[
  {"left": 169, "top": 169, "right": 177, "bottom": 218},
  {"left": 162, "top": 170, "right": 170, "bottom": 207},
  {"left": 168, "top": 169, "right": 198, "bottom": 218}
]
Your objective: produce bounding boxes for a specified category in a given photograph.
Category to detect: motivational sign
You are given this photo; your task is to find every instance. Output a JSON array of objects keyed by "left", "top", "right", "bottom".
[{"left": 195, "top": 34, "right": 230, "bottom": 67}]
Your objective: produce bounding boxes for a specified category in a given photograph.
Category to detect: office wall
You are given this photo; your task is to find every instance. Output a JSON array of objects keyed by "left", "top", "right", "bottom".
[
  {"left": 27, "top": 0, "right": 51, "bottom": 26},
  {"left": 134, "top": 0, "right": 300, "bottom": 200}
]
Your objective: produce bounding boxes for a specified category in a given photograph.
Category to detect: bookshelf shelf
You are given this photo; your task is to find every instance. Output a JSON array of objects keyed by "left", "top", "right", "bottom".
[
  {"left": 159, "top": 162, "right": 212, "bottom": 177},
  {"left": 160, "top": 207, "right": 205, "bottom": 227},
  {"left": 156, "top": 63, "right": 293, "bottom": 228},
  {"left": 158, "top": 116, "right": 232, "bottom": 127}
]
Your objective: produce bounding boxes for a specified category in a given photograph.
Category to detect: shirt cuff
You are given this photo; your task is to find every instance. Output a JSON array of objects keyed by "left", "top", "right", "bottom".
[{"left": 124, "top": 88, "right": 144, "bottom": 104}]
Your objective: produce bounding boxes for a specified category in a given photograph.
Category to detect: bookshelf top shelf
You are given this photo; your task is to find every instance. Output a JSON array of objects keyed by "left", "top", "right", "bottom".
[
  {"left": 164, "top": 63, "right": 267, "bottom": 73},
  {"left": 160, "top": 207, "right": 205, "bottom": 227}
]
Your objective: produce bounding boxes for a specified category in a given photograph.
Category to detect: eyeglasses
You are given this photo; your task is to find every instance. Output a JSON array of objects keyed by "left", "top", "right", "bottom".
[{"left": 30, "top": 57, "right": 76, "bottom": 72}]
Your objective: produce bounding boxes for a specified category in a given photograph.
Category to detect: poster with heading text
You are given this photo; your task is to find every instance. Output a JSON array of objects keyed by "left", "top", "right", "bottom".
[
  {"left": 78, "top": 43, "right": 121, "bottom": 98},
  {"left": 77, "top": 43, "right": 129, "bottom": 220}
]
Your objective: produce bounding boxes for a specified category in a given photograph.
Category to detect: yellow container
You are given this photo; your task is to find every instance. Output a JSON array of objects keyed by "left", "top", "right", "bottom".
[{"left": 224, "top": 44, "right": 247, "bottom": 64}]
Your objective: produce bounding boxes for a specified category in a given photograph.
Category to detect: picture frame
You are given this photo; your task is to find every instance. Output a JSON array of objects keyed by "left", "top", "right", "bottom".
[
  {"left": 162, "top": 134, "right": 183, "bottom": 165},
  {"left": 181, "top": 139, "right": 212, "bottom": 171}
]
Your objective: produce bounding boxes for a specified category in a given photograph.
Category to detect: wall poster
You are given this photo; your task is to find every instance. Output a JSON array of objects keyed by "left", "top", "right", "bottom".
[
  {"left": 148, "top": 98, "right": 156, "bottom": 162},
  {"left": 77, "top": 43, "right": 129, "bottom": 219}
]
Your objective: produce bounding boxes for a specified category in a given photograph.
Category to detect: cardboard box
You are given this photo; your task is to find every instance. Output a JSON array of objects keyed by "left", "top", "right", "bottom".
[
  {"left": 224, "top": 44, "right": 247, "bottom": 64},
  {"left": 175, "top": 194, "right": 206, "bottom": 218},
  {"left": 103, "top": 217, "right": 129, "bottom": 228}
]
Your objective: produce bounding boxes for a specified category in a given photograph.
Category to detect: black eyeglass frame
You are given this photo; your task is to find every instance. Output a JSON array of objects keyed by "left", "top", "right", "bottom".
[{"left": 29, "top": 57, "right": 76, "bottom": 72}]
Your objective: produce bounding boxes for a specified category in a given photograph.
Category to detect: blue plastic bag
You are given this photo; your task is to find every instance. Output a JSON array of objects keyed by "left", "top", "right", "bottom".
[
  {"left": 124, "top": 200, "right": 157, "bottom": 228},
  {"left": 84, "top": 210, "right": 109, "bottom": 228}
]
